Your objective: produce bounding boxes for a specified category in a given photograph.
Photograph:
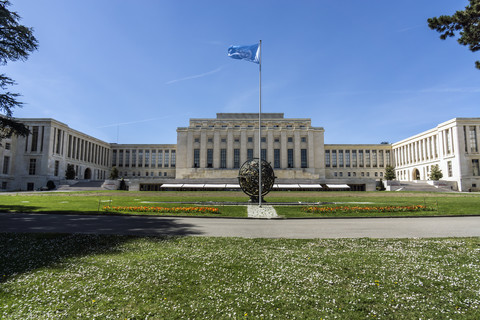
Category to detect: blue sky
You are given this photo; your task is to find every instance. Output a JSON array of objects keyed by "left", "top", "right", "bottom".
[{"left": 4, "top": 0, "right": 479, "bottom": 144}]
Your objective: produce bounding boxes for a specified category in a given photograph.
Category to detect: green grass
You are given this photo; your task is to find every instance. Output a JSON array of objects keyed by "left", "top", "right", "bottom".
[
  {"left": 0, "top": 190, "right": 479, "bottom": 218},
  {"left": 1, "top": 233, "right": 480, "bottom": 319}
]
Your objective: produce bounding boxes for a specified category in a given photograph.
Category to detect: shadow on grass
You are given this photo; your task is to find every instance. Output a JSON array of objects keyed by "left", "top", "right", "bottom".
[
  {"left": 0, "top": 204, "right": 43, "bottom": 213},
  {"left": 0, "top": 232, "right": 196, "bottom": 283}
]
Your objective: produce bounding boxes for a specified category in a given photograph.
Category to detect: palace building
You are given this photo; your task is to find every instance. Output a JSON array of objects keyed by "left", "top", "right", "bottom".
[{"left": 1, "top": 113, "right": 479, "bottom": 192}]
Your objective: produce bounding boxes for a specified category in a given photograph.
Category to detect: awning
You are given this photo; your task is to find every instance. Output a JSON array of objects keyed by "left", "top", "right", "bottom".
[
  {"left": 204, "top": 184, "right": 227, "bottom": 188},
  {"left": 299, "top": 184, "right": 323, "bottom": 189},
  {"left": 161, "top": 184, "right": 184, "bottom": 188},
  {"left": 182, "top": 184, "right": 206, "bottom": 188},
  {"left": 326, "top": 184, "right": 350, "bottom": 189},
  {"left": 275, "top": 184, "right": 302, "bottom": 188},
  {"left": 225, "top": 184, "right": 241, "bottom": 188}
]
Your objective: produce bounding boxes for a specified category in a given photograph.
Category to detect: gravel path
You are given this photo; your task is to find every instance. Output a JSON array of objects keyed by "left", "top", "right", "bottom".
[{"left": 247, "top": 205, "right": 278, "bottom": 219}]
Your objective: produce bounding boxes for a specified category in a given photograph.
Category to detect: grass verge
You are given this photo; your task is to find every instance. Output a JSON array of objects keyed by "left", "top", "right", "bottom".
[
  {"left": 1, "top": 233, "right": 479, "bottom": 319},
  {"left": 0, "top": 190, "right": 478, "bottom": 218}
]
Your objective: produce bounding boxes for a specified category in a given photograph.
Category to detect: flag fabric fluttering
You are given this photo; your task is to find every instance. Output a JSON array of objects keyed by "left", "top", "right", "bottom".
[{"left": 227, "top": 44, "right": 260, "bottom": 64}]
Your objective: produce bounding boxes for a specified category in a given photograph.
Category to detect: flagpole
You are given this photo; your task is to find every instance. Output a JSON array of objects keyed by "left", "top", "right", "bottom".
[{"left": 258, "top": 40, "right": 262, "bottom": 207}]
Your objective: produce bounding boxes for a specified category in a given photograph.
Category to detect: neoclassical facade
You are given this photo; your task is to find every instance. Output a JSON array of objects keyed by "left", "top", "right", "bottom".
[{"left": 1, "top": 114, "right": 479, "bottom": 192}]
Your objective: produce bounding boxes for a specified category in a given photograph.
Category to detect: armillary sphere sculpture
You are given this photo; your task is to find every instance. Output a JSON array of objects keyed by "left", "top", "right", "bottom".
[{"left": 238, "top": 158, "right": 276, "bottom": 202}]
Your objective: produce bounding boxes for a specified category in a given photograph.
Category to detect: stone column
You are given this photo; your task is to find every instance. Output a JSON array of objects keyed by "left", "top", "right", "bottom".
[
  {"left": 213, "top": 131, "right": 220, "bottom": 168},
  {"left": 240, "top": 130, "right": 247, "bottom": 164},
  {"left": 294, "top": 131, "right": 301, "bottom": 168},
  {"left": 227, "top": 130, "right": 234, "bottom": 168},
  {"left": 267, "top": 130, "right": 274, "bottom": 164},
  {"left": 280, "top": 131, "right": 287, "bottom": 168},
  {"left": 200, "top": 131, "right": 207, "bottom": 168}
]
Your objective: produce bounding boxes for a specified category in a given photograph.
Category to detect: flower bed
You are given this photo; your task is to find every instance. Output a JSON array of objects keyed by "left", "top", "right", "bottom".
[
  {"left": 302, "top": 205, "right": 434, "bottom": 214},
  {"left": 103, "top": 206, "right": 220, "bottom": 214}
]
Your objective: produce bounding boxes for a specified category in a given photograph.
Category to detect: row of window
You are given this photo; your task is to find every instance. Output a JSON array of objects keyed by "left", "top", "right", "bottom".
[
  {"left": 65, "top": 131, "right": 110, "bottom": 167},
  {"left": 193, "top": 148, "right": 308, "bottom": 169},
  {"left": 118, "top": 171, "right": 169, "bottom": 177},
  {"left": 325, "top": 150, "right": 391, "bottom": 168},
  {"left": 192, "top": 124, "right": 308, "bottom": 129},
  {"left": 112, "top": 149, "right": 176, "bottom": 168},
  {"left": 333, "top": 171, "right": 384, "bottom": 178},
  {"left": 193, "top": 136, "right": 308, "bottom": 144}
]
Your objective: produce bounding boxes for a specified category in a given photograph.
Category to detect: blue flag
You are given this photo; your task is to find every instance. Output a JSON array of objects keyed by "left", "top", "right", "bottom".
[{"left": 228, "top": 44, "right": 260, "bottom": 64}]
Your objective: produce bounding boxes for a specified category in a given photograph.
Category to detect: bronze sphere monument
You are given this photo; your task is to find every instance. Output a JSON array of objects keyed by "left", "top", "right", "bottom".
[{"left": 238, "top": 158, "right": 276, "bottom": 202}]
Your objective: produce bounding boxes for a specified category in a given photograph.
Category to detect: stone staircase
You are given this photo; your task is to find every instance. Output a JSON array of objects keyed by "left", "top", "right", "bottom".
[
  {"left": 387, "top": 181, "right": 455, "bottom": 192},
  {"left": 57, "top": 180, "right": 105, "bottom": 191}
]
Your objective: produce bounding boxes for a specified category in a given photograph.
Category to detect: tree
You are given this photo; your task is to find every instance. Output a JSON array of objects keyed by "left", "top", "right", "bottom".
[
  {"left": 65, "top": 164, "right": 76, "bottom": 180},
  {"left": 429, "top": 164, "right": 443, "bottom": 181},
  {"left": 384, "top": 165, "right": 396, "bottom": 181},
  {"left": 427, "top": 0, "right": 480, "bottom": 69},
  {"left": 0, "top": 1, "right": 38, "bottom": 140},
  {"left": 109, "top": 166, "right": 119, "bottom": 179}
]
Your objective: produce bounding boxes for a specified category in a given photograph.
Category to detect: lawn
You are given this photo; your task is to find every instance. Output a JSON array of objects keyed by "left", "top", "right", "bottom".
[
  {"left": 0, "top": 190, "right": 479, "bottom": 217},
  {"left": 1, "top": 233, "right": 479, "bottom": 319}
]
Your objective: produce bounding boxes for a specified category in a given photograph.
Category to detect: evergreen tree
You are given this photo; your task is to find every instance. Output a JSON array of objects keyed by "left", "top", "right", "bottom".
[
  {"left": 65, "top": 164, "right": 76, "bottom": 180},
  {"left": 428, "top": 0, "right": 480, "bottom": 69},
  {"left": 384, "top": 165, "right": 396, "bottom": 181},
  {"left": 109, "top": 166, "right": 119, "bottom": 179},
  {"left": 429, "top": 165, "right": 443, "bottom": 181},
  {"left": 0, "top": 1, "right": 38, "bottom": 139}
]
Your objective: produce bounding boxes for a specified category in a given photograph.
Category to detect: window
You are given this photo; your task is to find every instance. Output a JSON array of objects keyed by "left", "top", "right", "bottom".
[
  {"left": 2, "top": 156, "right": 10, "bottom": 174},
  {"left": 352, "top": 150, "right": 357, "bottom": 167},
  {"left": 287, "top": 149, "right": 294, "bottom": 168},
  {"left": 247, "top": 149, "right": 253, "bottom": 160},
  {"left": 301, "top": 137, "right": 307, "bottom": 143},
  {"left": 470, "top": 126, "right": 478, "bottom": 152},
  {"left": 448, "top": 161, "right": 453, "bottom": 177},
  {"left": 365, "top": 150, "right": 371, "bottom": 167},
  {"left": 29, "top": 159, "right": 36, "bottom": 175},
  {"left": 325, "top": 150, "right": 330, "bottom": 167},
  {"left": 261, "top": 137, "right": 266, "bottom": 143},
  {"left": 274, "top": 138, "right": 280, "bottom": 143},
  {"left": 207, "top": 149, "right": 213, "bottom": 168},
  {"left": 112, "top": 150, "right": 117, "bottom": 166},
  {"left": 131, "top": 150, "right": 137, "bottom": 167},
  {"left": 287, "top": 137, "right": 293, "bottom": 143},
  {"left": 5, "top": 143, "right": 10, "bottom": 150},
  {"left": 339, "top": 172, "right": 343, "bottom": 177},
  {"left": 261, "top": 149, "right": 267, "bottom": 161},
  {"left": 385, "top": 150, "right": 391, "bottom": 166},
  {"left": 138, "top": 150, "right": 143, "bottom": 167},
  {"left": 193, "top": 149, "right": 200, "bottom": 168},
  {"left": 157, "top": 150, "right": 162, "bottom": 168},
  {"left": 56, "top": 129, "right": 62, "bottom": 154},
  {"left": 124, "top": 150, "right": 130, "bottom": 167},
  {"left": 445, "top": 129, "right": 452, "bottom": 154},
  {"left": 345, "top": 150, "right": 350, "bottom": 167},
  {"left": 339, "top": 150, "right": 344, "bottom": 167},
  {"left": 359, "top": 150, "right": 364, "bottom": 167},
  {"left": 372, "top": 150, "right": 377, "bottom": 167},
  {"left": 165, "top": 150, "right": 169, "bottom": 167},
  {"left": 194, "top": 138, "right": 200, "bottom": 143},
  {"left": 221, "top": 138, "right": 227, "bottom": 143},
  {"left": 248, "top": 137, "right": 253, "bottom": 143},
  {"left": 220, "top": 149, "right": 227, "bottom": 168},
  {"left": 31, "top": 126, "right": 39, "bottom": 152},
  {"left": 144, "top": 151, "right": 152, "bottom": 168},
  {"left": 301, "top": 149, "right": 307, "bottom": 168},
  {"left": 54, "top": 160, "right": 59, "bottom": 176},
  {"left": 234, "top": 149, "right": 240, "bottom": 168},
  {"left": 379, "top": 150, "right": 384, "bottom": 167},
  {"left": 332, "top": 150, "right": 337, "bottom": 167},
  {"left": 274, "top": 149, "right": 280, "bottom": 168},
  {"left": 208, "top": 138, "right": 213, "bottom": 143},
  {"left": 150, "top": 150, "right": 156, "bottom": 167},
  {"left": 118, "top": 150, "right": 124, "bottom": 167},
  {"left": 472, "top": 159, "right": 479, "bottom": 176},
  {"left": 171, "top": 150, "right": 176, "bottom": 168},
  {"left": 1, "top": 181, "right": 6, "bottom": 189}
]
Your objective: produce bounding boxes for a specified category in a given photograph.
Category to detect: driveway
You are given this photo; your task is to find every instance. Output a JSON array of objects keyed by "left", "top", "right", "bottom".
[{"left": 1, "top": 212, "right": 480, "bottom": 238}]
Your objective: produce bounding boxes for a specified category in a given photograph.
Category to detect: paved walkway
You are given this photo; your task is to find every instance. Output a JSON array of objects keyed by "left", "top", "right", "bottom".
[{"left": 1, "top": 212, "right": 480, "bottom": 238}]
